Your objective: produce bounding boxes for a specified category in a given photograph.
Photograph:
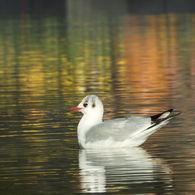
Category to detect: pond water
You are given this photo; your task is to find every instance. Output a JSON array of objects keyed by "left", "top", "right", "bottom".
[{"left": 0, "top": 1, "right": 195, "bottom": 194}]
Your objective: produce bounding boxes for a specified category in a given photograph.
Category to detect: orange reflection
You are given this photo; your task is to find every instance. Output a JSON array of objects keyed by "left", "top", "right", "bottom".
[{"left": 123, "top": 14, "right": 171, "bottom": 114}]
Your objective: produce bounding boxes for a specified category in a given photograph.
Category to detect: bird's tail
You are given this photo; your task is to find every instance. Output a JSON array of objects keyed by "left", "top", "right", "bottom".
[{"left": 150, "top": 109, "right": 182, "bottom": 126}]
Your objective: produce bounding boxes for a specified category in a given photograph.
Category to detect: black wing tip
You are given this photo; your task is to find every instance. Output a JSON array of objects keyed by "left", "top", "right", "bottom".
[
  {"left": 146, "top": 109, "right": 181, "bottom": 130},
  {"left": 163, "top": 109, "right": 182, "bottom": 115},
  {"left": 167, "top": 109, "right": 182, "bottom": 116},
  {"left": 167, "top": 109, "right": 173, "bottom": 112},
  {"left": 151, "top": 109, "right": 182, "bottom": 122}
]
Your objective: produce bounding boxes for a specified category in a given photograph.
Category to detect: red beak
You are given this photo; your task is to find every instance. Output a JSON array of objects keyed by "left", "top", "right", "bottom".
[{"left": 69, "top": 107, "right": 82, "bottom": 112}]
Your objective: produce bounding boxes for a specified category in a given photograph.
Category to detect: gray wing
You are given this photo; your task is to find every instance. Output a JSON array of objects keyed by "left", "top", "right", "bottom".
[{"left": 85, "top": 116, "right": 152, "bottom": 143}]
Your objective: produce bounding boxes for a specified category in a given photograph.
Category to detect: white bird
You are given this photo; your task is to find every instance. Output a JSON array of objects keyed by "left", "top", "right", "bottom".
[{"left": 70, "top": 95, "right": 181, "bottom": 149}]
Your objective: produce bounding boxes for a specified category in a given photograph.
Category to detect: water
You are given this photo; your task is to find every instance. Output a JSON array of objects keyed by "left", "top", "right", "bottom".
[{"left": 0, "top": 1, "right": 195, "bottom": 194}]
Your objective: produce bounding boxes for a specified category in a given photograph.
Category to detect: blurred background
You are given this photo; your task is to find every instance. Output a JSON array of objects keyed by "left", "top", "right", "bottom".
[{"left": 0, "top": 0, "right": 195, "bottom": 194}]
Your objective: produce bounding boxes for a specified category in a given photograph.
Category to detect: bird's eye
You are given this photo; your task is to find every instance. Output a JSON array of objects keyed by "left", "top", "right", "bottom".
[{"left": 83, "top": 103, "right": 88, "bottom": 107}]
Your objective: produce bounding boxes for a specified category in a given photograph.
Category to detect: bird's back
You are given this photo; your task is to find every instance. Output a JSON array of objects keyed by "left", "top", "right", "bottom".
[{"left": 85, "top": 116, "right": 152, "bottom": 143}]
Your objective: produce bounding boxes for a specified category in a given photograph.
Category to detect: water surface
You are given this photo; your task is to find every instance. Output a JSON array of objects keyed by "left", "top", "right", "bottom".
[{"left": 0, "top": 2, "right": 195, "bottom": 194}]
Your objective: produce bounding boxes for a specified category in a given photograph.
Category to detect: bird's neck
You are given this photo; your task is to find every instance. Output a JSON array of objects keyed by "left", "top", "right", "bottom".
[{"left": 77, "top": 113, "right": 103, "bottom": 148}]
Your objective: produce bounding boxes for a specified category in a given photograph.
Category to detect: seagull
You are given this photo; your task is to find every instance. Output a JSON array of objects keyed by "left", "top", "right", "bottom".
[{"left": 70, "top": 95, "right": 181, "bottom": 149}]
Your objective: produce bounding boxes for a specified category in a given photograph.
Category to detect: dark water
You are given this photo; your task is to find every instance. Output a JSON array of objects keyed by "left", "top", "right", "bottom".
[{"left": 0, "top": 1, "right": 195, "bottom": 194}]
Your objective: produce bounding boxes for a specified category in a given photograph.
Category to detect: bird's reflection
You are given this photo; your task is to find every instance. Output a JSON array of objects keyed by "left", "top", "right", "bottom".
[{"left": 78, "top": 147, "right": 172, "bottom": 193}]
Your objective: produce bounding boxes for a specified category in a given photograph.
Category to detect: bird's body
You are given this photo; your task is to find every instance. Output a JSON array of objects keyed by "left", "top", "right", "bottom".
[{"left": 70, "top": 95, "right": 181, "bottom": 149}]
